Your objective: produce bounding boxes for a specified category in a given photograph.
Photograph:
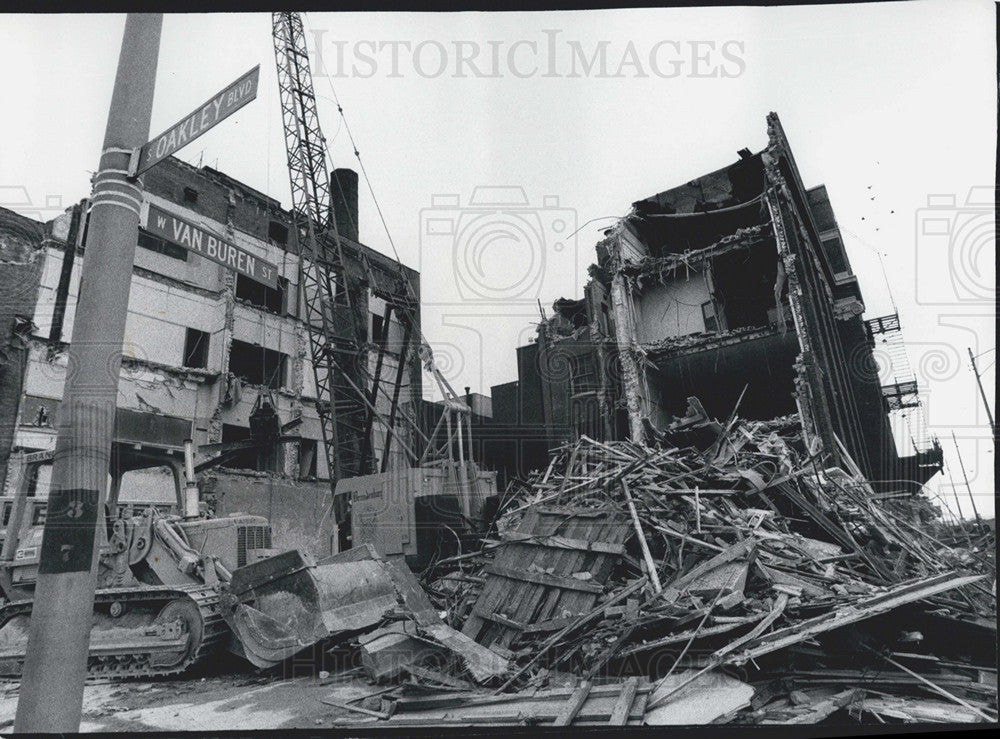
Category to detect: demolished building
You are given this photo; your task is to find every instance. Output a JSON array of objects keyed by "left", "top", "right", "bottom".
[
  {"left": 0, "top": 156, "right": 422, "bottom": 556},
  {"left": 502, "top": 113, "right": 942, "bottom": 495}
]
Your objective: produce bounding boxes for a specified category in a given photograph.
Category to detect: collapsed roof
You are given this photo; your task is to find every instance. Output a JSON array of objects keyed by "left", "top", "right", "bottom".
[{"left": 627, "top": 151, "right": 770, "bottom": 257}]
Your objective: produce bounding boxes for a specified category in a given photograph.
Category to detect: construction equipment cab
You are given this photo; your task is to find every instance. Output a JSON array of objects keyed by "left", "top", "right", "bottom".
[{"left": 332, "top": 463, "right": 496, "bottom": 570}]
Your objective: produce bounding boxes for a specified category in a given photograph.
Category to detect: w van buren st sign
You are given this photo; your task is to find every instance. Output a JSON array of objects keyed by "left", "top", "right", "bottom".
[
  {"left": 144, "top": 203, "right": 278, "bottom": 288},
  {"left": 133, "top": 65, "right": 260, "bottom": 176}
]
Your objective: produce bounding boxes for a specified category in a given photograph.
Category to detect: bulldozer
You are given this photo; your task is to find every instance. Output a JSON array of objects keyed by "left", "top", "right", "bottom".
[
  {"left": 0, "top": 395, "right": 429, "bottom": 677},
  {"left": 0, "top": 443, "right": 269, "bottom": 677}
]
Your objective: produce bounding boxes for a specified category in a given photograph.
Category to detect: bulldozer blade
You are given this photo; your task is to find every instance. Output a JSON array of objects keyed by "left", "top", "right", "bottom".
[{"left": 221, "top": 544, "right": 408, "bottom": 669}]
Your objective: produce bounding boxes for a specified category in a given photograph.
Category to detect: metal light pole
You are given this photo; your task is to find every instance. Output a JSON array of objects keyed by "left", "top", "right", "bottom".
[
  {"left": 968, "top": 348, "right": 996, "bottom": 446},
  {"left": 15, "top": 13, "right": 161, "bottom": 732},
  {"left": 951, "top": 431, "right": 982, "bottom": 527}
]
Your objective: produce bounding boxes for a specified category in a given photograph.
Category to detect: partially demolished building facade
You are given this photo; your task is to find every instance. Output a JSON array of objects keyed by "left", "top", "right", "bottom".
[
  {"left": 522, "top": 113, "right": 942, "bottom": 494},
  {"left": 0, "top": 157, "right": 422, "bottom": 554}
]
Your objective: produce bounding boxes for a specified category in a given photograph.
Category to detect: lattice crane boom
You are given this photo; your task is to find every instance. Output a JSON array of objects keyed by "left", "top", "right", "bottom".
[
  {"left": 273, "top": 12, "right": 477, "bottom": 482},
  {"left": 272, "top": 11, "right": 371, "bottom": 481}
]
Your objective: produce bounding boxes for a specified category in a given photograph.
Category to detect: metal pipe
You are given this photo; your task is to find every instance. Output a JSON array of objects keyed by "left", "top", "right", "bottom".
[
  {"left": 968, "top": 348, "right": 996, "bottom": 445},
  {"left": 0, "top": 458, "right": 33, "bottom": 562},
  {"left": 183, "top": 439, "right": 199, "bottom": 519}
]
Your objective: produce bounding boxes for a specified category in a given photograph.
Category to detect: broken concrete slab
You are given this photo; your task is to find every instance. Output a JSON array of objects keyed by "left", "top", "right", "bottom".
[
  {"left": 644, "top": 670, "right": 754, "bottom": 725},
  {"left": 358, "top": 624, "right": 445, "bottom": 683}
]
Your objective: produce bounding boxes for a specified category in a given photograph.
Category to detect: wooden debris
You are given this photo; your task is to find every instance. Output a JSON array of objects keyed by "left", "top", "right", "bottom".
[
  {"left": 320, "top": 696, "right": 394, "bottom": 720},
  {"left": 385, "top": 402, "right": 995, "bottom": 726},
  {"left": 552, "top": 679, "right": 592, "bottom": 725},
  {"left": 856, "top": 694, "right": 990, "bottom": 723},
  {"left": 357, "top": 678, "right": 652, "bottom": 727},
  {"left": 756, "top": 688, "right": 861, "bottom": 724},
  {"left": 462, "top": 505, "right": 629, "bottom": 650}
]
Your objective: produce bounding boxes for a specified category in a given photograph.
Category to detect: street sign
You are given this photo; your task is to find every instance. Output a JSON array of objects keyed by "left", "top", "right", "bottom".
[
  {"left": 144, "top": 203, "right": 278, "bottom": 288},
  {"left": 133, "top": 65, "right": 260, "bottom": 176}
]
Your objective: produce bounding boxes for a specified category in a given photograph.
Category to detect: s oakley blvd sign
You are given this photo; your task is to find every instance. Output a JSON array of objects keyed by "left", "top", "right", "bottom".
[
  {"left": 145, "top": 203, "right": 278, "bottom": 288},
  {"left": 132, "top": 65, "right": 260, "bottom": 177}
]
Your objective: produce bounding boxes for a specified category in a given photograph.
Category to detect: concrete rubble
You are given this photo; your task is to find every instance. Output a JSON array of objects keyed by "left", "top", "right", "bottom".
[{"left": 2, "top": 397, "right": 992, "bottom": 731}]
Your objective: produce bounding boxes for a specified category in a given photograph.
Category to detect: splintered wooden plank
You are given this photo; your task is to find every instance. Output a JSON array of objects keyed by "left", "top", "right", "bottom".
[
  {"left": 499, "top": 510, "right": 620, "bottom": 648},
  {"left": 470, "top": 609, "right": 579, "bottom": 634},
  {"left": 478, "top": 507, "right": 553, "bottom": 645},
  {"left": 631, "top": 689, "right": 649, "bottom": 725},
  {"left": 500, "top": 532, "right": 627, "bottom": 555},
  {"left": 529, "top": 511, "right": 628, "bottom": 610},
  {"left": 493, "top": 514, "right": 577, "bottom": 647},
  {"left": 609, "top": 677, "right": 640, "bottom": 725},
  {"left": 357, "top": 696, "right": 649, "bottom": 727},
  {"left": 722, "top": 572, "right": 985, "bottom": 666},
  {"left": 484, "top": 565, "right": 605, "bottom": 594},
  {"left": 461, "top": 508, "right": 544, "bottom": 643},
  {"left": 462, "top": 510, "right": 552, "bottom": 644},
  {"left": 553, "top": 680, "right": 593, "bottom": 726}
]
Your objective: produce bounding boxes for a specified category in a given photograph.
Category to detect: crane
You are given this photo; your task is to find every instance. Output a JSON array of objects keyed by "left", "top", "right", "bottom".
[
  {"left": 273, "top": 12, "right": 410, "bottom": 480},
  {"left": 271, "top": 13, "right": 473, "bottom": 479},
  {"left": 271, "top": 12, "right": 496, "bottom": 565}
]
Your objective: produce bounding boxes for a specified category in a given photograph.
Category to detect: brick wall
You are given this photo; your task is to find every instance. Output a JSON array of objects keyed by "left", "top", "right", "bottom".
[{"left": 0, "top": 207, "right": 46, "bottom": 482}]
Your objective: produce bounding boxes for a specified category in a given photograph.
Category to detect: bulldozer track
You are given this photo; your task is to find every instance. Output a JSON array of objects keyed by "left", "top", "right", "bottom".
[{"left": 0, "top": 583, "right": 227, "bottom": 679}]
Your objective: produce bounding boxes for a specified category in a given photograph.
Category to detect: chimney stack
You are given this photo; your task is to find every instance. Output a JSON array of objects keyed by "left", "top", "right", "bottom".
[{"left": 331, "top": 168, "right": 359, "bottom": 242}]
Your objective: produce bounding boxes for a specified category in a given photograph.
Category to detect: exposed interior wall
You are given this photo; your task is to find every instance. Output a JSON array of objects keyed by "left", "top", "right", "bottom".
[
  {"left": 513, "top": 113, "right": 931, "bottom": 492},
  {"left": 634, "top": 271, "right": 712, "bottom": 343},
  {"left": 710, "top": 242, "right": 782, "bottom": 330}
]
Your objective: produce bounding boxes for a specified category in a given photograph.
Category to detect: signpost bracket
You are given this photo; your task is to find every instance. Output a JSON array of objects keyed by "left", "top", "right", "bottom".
[{"left": 127, "top": 148, "right": 141, "bottom": 179}]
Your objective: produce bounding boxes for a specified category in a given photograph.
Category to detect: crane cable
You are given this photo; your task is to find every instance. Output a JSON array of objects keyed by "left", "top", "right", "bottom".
[
  {"left": 302, "top": 12, "right": 468, "bottom": 415},
  {"left": 289, "top": 14, "right": 465, "bottom": 468}
]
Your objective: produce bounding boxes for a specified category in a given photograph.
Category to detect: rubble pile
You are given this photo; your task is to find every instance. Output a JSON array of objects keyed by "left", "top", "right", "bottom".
[{"left": 335, "top": 401, "right": 995, "bottom": 726}]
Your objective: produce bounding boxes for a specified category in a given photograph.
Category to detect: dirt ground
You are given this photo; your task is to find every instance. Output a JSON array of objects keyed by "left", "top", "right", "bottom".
[{"left": 0, "top": 671, "right": 379, "bottom": 732}]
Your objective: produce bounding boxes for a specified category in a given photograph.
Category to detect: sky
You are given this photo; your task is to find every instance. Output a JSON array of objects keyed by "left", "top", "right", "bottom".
[{"left": 1, "top": 2, "right": 995, "bottom": 517}]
